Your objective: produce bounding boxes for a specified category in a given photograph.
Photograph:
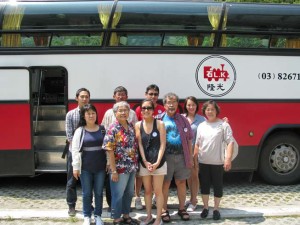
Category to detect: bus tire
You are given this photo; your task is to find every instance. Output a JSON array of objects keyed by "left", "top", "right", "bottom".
[{"left": 259, "top": 132, "right": 300, "bottom": 185}]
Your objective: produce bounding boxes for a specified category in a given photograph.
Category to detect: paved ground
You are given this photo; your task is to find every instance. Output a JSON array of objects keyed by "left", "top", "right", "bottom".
[
  {"left": 1, "top": 173, "right": 300, "bottom": 224},
  {"left": 1, "top": 217, "right": 300, "bottom": 225}
]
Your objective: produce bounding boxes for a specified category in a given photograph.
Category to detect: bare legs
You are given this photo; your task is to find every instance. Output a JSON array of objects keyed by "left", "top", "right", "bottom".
[
  {"left": 142, "top": 175, "right": 164, "bottom": 225},
  {"left": 163, "top": 178, "right": 187, "bottom": 211},
  {"left": 201, "top": 194, "right": 209, "bottom": 210},
  {"left": 187, "top": 163, "right": 199, "bottom": 206},
  {"left": 135, "top": 176, "right": 143, "bottom": 209}
]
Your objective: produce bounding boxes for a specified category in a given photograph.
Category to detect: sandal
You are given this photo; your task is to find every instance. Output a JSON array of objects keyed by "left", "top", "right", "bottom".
[
  {"left": 161, "top": 210, "right": 171, "bottom": 223},
  {"left": 178, "top": 209, "right": 190, "bottom": 221},
  {"left": 140, "top": 217, "right": 155, "bottom": 225},
  {"left": 122, "top": 216, "right": 139, "bottom": 225}
]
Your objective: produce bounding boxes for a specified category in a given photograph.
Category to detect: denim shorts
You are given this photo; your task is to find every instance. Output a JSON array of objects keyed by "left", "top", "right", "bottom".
[
  {"left": 165, "top": 154, "right": 191, "bottom": 181},
  {"left": 138, "top": 162, "right": 167, "bottom": 176}
]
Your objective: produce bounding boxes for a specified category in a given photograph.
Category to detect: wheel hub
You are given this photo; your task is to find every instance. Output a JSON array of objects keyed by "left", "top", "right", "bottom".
[{"left": 270, "top": 144, "right": 297, "bottom": 173}]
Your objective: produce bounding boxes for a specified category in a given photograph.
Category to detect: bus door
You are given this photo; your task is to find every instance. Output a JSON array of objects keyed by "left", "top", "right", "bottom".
[
  {"left": 0, "top": 68, "right": 34, "bottom": 176},
  {"left": 30, "top": 67, "right": 67, "bottom": 173}
]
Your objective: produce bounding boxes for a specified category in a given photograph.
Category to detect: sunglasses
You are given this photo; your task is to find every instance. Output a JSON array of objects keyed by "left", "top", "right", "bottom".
[
  {"left": 147, "top": 93, "right": 159, "bottom": 96},
  {"left": 141, "top": 106, "right": 154, "bottom": 111}
]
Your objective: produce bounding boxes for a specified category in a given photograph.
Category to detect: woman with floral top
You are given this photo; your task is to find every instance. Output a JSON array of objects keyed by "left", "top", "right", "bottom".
[{"left": 102, "top": 101, "right": 139, "bottom": 225}]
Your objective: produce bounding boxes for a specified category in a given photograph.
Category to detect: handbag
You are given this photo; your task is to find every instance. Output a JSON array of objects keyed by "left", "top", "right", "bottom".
[
  {"left": 61, "top": 140, "right": 69, "bottom": 159},
  {"left": 221, "top": 123, "right": 239, "bottom": 162}
]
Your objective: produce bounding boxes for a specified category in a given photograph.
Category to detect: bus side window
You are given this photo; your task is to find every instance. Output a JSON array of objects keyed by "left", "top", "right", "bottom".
[
  {"left": 270, "top": 36, "right": 300, "bottom": 49},
  {"left": 285, "top": 38, "right": 300, "bottom": 49},
  {"left": 51, "top": 33, "right": 102, "bottom": 47},
  {"left": 222, "top": 34, "right": 269, "bottom": 48},
  {"left": 163, "top": 34, "right": 188, "bottom": 47},
  {"left": 115, "top": 33, "right": 162, "bottom": 47}
]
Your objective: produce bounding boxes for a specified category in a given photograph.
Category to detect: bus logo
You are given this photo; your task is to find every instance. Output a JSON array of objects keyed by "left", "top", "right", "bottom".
[
  {"left": 196, "top": 55, "right": 236, "bottom": 97},
  {"left": 204, "top": 64, "right": 229, "bottom": 82}
]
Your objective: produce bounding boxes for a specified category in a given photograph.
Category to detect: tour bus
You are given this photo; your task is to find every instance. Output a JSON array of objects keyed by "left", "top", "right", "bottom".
[{"left": 1, "top": 0, "right": 300, "bottom": 185}]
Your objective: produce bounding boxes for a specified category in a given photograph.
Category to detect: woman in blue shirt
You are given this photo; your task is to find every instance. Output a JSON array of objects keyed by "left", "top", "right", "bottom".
[
  {"left": 182, "top": 96, "right": 205, "bottom": 212},
  {"left": 72, "top": 104, "right": 106, "bottom": 225}
]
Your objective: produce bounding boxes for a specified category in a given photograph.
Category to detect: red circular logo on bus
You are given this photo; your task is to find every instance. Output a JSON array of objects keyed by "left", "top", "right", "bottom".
[{"left": 195, "top": 55, "right": 236, "bottom": 97}]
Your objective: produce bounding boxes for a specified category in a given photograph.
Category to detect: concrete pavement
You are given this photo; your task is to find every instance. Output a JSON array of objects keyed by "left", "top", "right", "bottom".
[{"left": 1, "top": 173, "right": 300, "bottom": 223}]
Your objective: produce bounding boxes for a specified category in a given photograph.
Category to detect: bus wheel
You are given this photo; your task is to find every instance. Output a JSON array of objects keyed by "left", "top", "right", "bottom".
[{"left": 259, "top": 132, "right": 300, "bottom": 185}]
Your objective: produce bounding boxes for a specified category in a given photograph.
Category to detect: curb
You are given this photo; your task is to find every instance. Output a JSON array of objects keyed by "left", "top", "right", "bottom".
[{"left": 1, "top": 206, "right": 300, "bottom": 220}]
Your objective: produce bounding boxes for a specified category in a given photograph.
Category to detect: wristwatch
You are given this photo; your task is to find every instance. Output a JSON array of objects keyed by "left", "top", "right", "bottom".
[{"left": 111, "top": 170, "right": 117, "bottom": 174}]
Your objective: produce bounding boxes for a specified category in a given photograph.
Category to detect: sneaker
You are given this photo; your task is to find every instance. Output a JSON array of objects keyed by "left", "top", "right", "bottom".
[
  {"left": 186, "top": 203, "right": 197, "bottom": 212},
  {"left": 68, "top": 206, "right": 76, "bottom": 217},
  {"left": 83, "top": 217, "right": 91, "bottom": 225},
  {"left": 184, "top": 200, "right": 191, "bottom": 208},
  {"left": 200, "top": 208, "right": 209, "bottom": 218},
  {"left": 213, "top": 210, "right": 221, "bottom": 220},
  {"left": 95, "top": 215, "right": 104, "bottom": 225},
  {"left": 135, "top": 197, "right": 143, "bottom": 210}
]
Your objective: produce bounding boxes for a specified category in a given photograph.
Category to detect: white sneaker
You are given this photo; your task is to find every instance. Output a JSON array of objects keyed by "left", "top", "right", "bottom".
[
  {"left": 184, "top": 200, "right": 191, "bottom": 208},
  {"left": 186, "top": 203, "right": 197, "bottom": 212},
  {"left": 95, "top": 215, "right": 104, "bottom": 225},
  {"left": 83, "top": 217, "right": 91, "bottom": 225},
  {"left": 135, "top": 197, "right": 143, "bottom": 210}
]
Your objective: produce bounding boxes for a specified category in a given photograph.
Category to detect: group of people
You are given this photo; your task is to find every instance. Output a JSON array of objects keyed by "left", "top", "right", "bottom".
[{"left": 65, "top": 84, "right": 236, "bottom": 225}]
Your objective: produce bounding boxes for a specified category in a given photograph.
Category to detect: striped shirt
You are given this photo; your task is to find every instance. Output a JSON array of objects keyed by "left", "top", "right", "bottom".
[{"left": 65, "top": 106, "right": 80, "bottom": 151}]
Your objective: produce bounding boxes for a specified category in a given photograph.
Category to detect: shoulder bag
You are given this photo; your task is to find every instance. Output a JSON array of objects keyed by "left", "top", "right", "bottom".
[{"left": 221, "top": 123, "right": 239, "bottom": 162}]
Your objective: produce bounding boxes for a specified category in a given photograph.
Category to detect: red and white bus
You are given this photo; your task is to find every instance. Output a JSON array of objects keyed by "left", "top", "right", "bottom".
[{"left": 1, "top": 0, "right": 300, "bottom": 185}]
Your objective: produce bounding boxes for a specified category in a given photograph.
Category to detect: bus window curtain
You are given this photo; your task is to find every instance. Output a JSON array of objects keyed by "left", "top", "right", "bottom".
[
  {"left": 207, "top": 6, "right": 227, "bottom": 47},
  {"left": 98, "top": 4, "right": 122, "bottom": 46},
  {"left": 286, "top": 39, "right": 300, "bottom": 49},
  {"left": 2, "top": 6, "right": 24, "bottom": 47},
  {"left": 98, "top": 4, "right": 111, "bottom": 45}
]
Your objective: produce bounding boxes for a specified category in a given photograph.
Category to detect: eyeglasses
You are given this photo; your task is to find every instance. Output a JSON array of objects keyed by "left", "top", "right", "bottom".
[
  {"left": 147, "top": 92, "right": 159, "bottom": 96},
  {"left": 141, "top": 106, "right": 153, "bottom": 111},
  {"left": 166, "top": 101, "right": 178, "bottom": 106},
  {"left": 117, "top": 109, "right": 129, "bottom": 113}
]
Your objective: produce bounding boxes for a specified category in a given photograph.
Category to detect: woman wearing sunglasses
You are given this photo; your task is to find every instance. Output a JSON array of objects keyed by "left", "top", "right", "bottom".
[{"left": 135, "top": 99, "right": 166, "bottom": 225}]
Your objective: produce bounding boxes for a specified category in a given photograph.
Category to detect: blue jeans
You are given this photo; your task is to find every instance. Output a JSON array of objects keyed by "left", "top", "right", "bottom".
[
  {"left": 110, "top": 172, "right": 136, "bottom": 219},
  {"left": 80, "top": 169, "right": 106, "bottom": 217},
  {"left": 66, "top": 151, "right": 77, "bottom": 207}
]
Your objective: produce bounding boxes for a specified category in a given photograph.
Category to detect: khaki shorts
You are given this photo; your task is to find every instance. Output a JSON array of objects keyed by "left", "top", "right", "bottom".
[
  {"left": 139, "top": 162, "right": 167, "bottom": 176},
  {"left": 165, "top": 153, "right": 191, "bottom": 181}
]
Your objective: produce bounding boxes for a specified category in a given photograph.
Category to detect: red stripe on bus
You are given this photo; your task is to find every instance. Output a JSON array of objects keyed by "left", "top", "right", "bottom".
[
  {"left": 0, "top": 104, "right": 31, "bottom": 150},
  {"left": 218, "top": 102, "right": 300, "bottom": 146}
]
